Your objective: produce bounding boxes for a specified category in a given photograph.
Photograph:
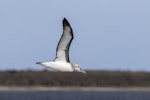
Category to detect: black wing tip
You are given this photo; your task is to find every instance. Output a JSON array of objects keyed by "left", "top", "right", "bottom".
[
  {"left": 63, "top": 18, "right": 71, "bottom": 27},
  {"left": 63, "top": 17, "right": 67, "bottom": 21},
  {"left": 63, "top": 17, "right": 68, "bottom": 22}
]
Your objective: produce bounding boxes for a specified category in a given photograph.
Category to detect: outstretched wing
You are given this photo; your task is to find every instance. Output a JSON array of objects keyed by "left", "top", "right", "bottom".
[{"left": 54, "top": 18, "right": 73, "bottom": 62}]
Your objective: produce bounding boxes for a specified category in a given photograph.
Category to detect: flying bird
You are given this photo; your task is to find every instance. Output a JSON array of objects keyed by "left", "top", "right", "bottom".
[{"left": 36, "top": 18, "right": 86, "bottom": 74}]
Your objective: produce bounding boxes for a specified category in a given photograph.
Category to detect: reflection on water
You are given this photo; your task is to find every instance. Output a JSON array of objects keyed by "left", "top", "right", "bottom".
[{"left": 0, "top": 91, "right": 150, "bottom": 100}]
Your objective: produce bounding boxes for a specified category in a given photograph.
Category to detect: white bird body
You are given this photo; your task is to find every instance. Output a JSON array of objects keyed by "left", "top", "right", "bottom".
[{"left": 39, "top": 61, "right": 74, "bottom": 72}]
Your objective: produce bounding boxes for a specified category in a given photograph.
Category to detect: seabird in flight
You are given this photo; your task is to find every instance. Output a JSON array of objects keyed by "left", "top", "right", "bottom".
[{"left": 36, "top": 18, "right": 86, "bottom": 74}]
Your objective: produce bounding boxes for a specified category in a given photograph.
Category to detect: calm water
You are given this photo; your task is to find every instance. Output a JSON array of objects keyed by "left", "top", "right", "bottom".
[{"left": 0, "top": 91, "right": 150, "bottom": 100}]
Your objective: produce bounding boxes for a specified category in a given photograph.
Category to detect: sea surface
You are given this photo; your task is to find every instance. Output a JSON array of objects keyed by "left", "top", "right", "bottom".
[{"left": 0, "top": 91, "right": 150, "bottom": 100}]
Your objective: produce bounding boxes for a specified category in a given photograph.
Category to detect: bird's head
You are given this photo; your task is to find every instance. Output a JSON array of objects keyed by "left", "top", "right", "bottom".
[{"left": 74, "top": 64, "right": 86, "bottom": 74}]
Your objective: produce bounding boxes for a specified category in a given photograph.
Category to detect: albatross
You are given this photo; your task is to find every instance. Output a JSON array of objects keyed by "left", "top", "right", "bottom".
[{"left": 36, "top": 18, "right": 86, "bottom": 74}]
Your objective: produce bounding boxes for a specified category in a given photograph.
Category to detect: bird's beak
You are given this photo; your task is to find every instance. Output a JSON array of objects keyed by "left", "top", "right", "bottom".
[{"left": 81, "top": 70, "right": 86, "bottom": 74}]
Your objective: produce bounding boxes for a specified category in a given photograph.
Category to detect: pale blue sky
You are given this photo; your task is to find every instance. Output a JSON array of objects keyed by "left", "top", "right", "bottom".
[{"left": 0, "top": 0, "right": 150, "bottom": 71}]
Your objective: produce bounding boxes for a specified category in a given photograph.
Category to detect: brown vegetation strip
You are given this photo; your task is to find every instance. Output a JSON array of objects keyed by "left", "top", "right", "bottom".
[{"left": 0, "top": 70, "right": 150, "bottom": 87}]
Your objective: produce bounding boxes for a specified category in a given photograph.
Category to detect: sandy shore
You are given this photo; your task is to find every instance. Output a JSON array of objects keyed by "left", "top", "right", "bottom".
[{"left": 0, "top": 86, "right": 150, "bottom": 91}]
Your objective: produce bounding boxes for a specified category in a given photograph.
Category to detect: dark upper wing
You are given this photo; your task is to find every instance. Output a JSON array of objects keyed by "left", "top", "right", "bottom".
[{"left": 54, "top": 18, "right": 73, "bottom": 62}]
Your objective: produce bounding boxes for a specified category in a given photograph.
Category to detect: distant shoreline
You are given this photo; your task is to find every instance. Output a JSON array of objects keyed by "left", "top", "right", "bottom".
[{"left": 0, "top": 86, "right": 150, "bottom": 91}]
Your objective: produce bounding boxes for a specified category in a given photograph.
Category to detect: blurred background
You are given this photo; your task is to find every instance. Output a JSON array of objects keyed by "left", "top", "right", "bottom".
[
  {"left": 0, "top": 1, "right": 150, "bottom": 100},
  {"left": 0, "top": 0, "right": 150, "bottom": 71}
]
